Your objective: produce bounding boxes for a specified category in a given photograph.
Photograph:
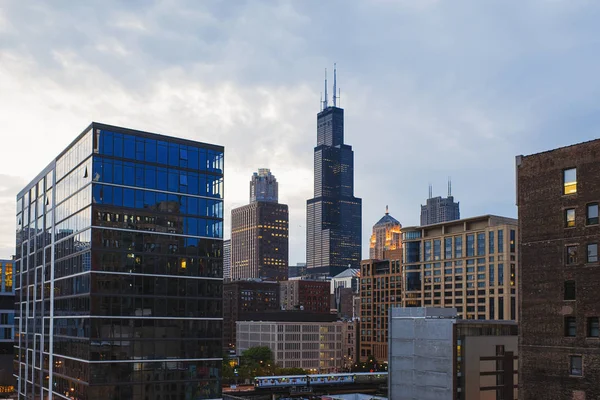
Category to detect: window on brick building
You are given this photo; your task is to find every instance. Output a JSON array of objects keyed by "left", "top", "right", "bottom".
[
  {"left": 565, "top": 209, "right": 576, "bottom": 228},
  {"left": 566, "top": 246, "right": 578, "bottom": 265},
  {"left": 587, "top": 203, "right": 599, "bottom": 225},
  {"left": 587, "top": 244, "right": 598, "bottom": 263},
  {"left": 563, "top": 168, "right": 577, "bottom": 195},
  {"left": 587, "top": 317, "right": 599, "bottom": 338},
  {"left": 565, "top": 316, "right": 577, "bottom": 337},
  {"left": 569, "top": 355, "right": 583, "bottom": 376},
  {"left": 564, "top": 281, "right": 576, "bottom": 301}
]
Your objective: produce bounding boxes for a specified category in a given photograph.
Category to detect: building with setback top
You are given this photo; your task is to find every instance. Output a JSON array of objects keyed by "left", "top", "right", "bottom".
[
  {"left": 517, "top": 141, "right": 600, "bottom": 400},
  {"left": 369, "top": 206, "right": 401, "bottom": 260},
  {"left": 306, "top": 67, "right": 362, "bottom": 277},
  {"left": 420, "top": 182, "right": 460, "bottom": 226},
  {"left": 14, "top": 123, "right": 223, "bottom": 399}
]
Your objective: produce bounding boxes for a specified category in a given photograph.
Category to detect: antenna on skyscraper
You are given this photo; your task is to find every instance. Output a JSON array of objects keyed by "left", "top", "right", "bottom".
[
  {"left": 448, "top": 177, "right": 452, "bottom": 197},
  {"left": 320, "top": 92, "right": 323, "bottom": 111},
  {"left": 429, "top": 184, "right": 432, "bottom": 199},
  {"left": 333, "top": 63, "right": 337, "bottom": 107},
  {"left": 324, "top": 68, "right": 328, "bottom": 109}
]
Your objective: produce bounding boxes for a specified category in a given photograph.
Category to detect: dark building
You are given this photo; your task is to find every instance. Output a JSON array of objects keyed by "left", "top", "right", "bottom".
[
  {"left": 517, "top": 141, "right": 600, "bottom": 400},
  {"left": 288, "top": 262, "right": 306, "bottom": 279},
  {"left": 222, "top": 281, "right": 279, "bottom": 351},
  {"left": 420, "top": 182, "right": 460, "bottom": 226},
  {"left": 0, "top": 260, "right": 14, "bottom": 395},
  {"left": 14, "top": 123, "right": 224, "bottom": 399},
  {"left": 279, "top": 279, "right": 331, "bottom": 313},
  {"left": 306, "top": 68, "right": 362, "bottom": 277},
  {"left": 231, "top": 170, "right": 289, "bottom": 281}
]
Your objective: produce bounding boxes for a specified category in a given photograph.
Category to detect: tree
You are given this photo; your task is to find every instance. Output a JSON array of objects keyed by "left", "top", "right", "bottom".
[{"left": 239, "top": 346, "right": 276, "bottom": 379}]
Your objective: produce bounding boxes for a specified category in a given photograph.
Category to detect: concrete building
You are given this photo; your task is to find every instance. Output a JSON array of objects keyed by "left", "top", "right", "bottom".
[
  {"left": 223, "top": 280, "right": 280, "bottom": 351},
  {"left": 517, "top": 141, "right": 600, "bottom": 400},
  {"left": 0, "top": 260, "right": 14, "bottom": 394},
  {"left": 236, "top": 316, "right": 352, "bottom": 373},
  {"left": 231, "top": 170, "right": 289, "bottom": 280},
  {"left": 279, "top": 279, "right": 331, "bottom": 313},
  {"left": 369, "top": 206, "right": 402, "bottom": 260},
  {"left": 223, "top": 239, "right": 231, "bottom": 281},
  {"left": 420, "top": 182, "right": 460, "bottom": 226},
  {"left": 388, "top": 307, "right": 518, "bottom": 400}
]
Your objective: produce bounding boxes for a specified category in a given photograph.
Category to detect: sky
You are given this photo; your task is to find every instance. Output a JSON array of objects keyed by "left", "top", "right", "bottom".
[{"left": 1, "top": 0, "right": 600, "bottom": 264}]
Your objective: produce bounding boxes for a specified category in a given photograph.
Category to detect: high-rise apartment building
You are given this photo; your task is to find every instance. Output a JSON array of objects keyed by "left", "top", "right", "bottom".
[
  {"left": 14, "top": 123, "right": 224, "bottom": 399},
  {"left": 306, "top": 68, "right": 362, "bottom": 276},
  {"left": 0, "top": 260, "right": 14, "bottom": 393},
  {"left": 250, "top": 168, "right": 278, "bottom": 203},
  {"left": 360, "top": 215, "right": 518, "bottom": 363},
  {"left": 231, "top": 169, "right": 288, "bottom": 281},
  {"left": 420, "top": 183, "right": 460, "bottom": 226},
  {"left": 388, "top": 308, "right": 518, "bottom": 400},
  {"left": 517, "top": 141, "right": 600, "bottom": 400},
  {"left": 223, "top": 239, "right": 231, "bottom": 281},
  {"left": 369, "top": 206, "right": 402, "bottom": 260}
]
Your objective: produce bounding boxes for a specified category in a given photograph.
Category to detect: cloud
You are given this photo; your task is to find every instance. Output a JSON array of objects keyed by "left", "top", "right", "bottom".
[{"left": 2, "top": 0, "right": 600, "bottom": 264}]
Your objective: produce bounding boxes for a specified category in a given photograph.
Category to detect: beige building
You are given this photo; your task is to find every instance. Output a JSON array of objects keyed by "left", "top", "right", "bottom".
[
  {"left": 369, "top": 206, "right": 402, "bottom": 260},
  {"left": 236, "top": 319, "right": 355, "bottom": 373}
]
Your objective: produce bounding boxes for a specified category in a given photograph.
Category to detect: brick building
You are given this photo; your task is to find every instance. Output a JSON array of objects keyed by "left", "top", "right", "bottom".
[
  {"left": 279, "top": 279, "right": 331, "bottom": 313},
  {"left": 517, "top": 141, "right": 600, "bottom": 400},
  {"left": 223, "top": 281, "right": 279, "bottom": 351}
]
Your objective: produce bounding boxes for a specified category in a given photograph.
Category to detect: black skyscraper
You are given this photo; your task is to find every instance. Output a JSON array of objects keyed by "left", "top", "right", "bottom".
[{"left": 306, "top": 67, "right": 362, "bottom": 276}]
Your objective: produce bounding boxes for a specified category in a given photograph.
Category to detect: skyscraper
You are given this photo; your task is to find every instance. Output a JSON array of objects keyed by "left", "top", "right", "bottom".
[
  {"left": 231, "top": 169, "right": 288, "bottom": 280},
  {"left": 420, "top": 181, "right": 460, "bottom": 226},
  {"left": 0, "top": 259, "right": 14, "bottom": 393},
  {"left": 306, "top": 66, "right": 362, "bottom": 276},
  {"left": 517, "top": 141, "right": 600, "bottom": 399},
  {"left": 369, "top": 206, "right": 402, "bottom": 260},
  {"left": 14, "top": 123, "right": 224, "bottom": 399},
  {"left": 223, "top": 239, "right": 231, "bottom": 281},
  {"left": 250, "top": 168, "right": 278, "bottom": 203}
]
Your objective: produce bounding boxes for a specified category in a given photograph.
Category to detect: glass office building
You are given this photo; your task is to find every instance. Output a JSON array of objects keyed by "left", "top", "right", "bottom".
[{"left": 14, "top": 123, "right": 224, "bottom": 399}]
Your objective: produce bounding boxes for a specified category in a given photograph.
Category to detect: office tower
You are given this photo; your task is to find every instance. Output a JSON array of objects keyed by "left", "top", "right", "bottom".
[
  {"left": 279, "top": 279, "right": 331, "bottom": 313},
  {"left": 360, "top": 214, "right": 518, "bottom": 363},
  {"left": 231, "top": 169, "right": 288, "bottom": 281},
  {"left": 388, "top": 308, "right": 518, "bottom": 400},
  {"left": 223, "top": 239, "right": 231, "bottom": 281},
  {"left": 0, "top": 260, "right": 14, "bottom": 393},
  {"left": 369, "top": 206, "right": 402, "bottom": 260},
  {"left": 420, "top": 181, "right": 460, "bottom": 226},
  {"left": 517, "top": 142, "right": 600, "bottom": 400},
  {"left": 250, "top": 168, "right": 278, "bottom": 203},
  {"left": 306, "top": 66, "right": 362, "bottom": 276},
  {"left": 222, "top": 281, "right": 280, "bottom": 351},
  {"left": 14, "top": 123, "right": 224, "bottom": 399},
  {"left": 288, "top": 262, "right": 307, "bottom": 278}
]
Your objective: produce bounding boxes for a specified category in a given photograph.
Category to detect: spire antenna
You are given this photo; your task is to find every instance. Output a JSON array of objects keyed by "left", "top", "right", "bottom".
[
  {"left": 385, "top": 205, "right": 389, "bottom": 215},
  {"left": 448, "top": 176, "right": 452, "bottom": 197},
  {"left": 324, "top": 68, "right": 328, "bottom": 109},
  {"left": 333, "top": 63, "right": 337, "bottom": 107},
  {"left": 429, "top": 184, "right": 432, "bottom": 199},
  {"left": 320, "top": 92, "right": 323, "bottom": 111}
]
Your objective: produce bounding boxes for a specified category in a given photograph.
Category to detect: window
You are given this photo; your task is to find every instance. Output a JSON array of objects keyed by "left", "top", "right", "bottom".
[
  {"left": 565, "top": 316, "right": 576, "bottom": 337},
  {"left": 569, "top": 355, "right": 583, "bottom": 376},
  {"left": 489, "top": 231, "right": 495, "bottom": 254},
  {"left": 587, "top": 244, "right": 598, "bottom": 263},
  {"left": 565, "top": 209, "right": 576, "bottom": 228},
  {"left": 587, "top": 317, "right": 599, "bottom": 338},
  {"left": 477, "top": 233, "right": 485, "bottom": 256},
  {"left": 587, "top": 204, "right": 599, "bottom": 225},
  {"left": 566, "top": 246, "right": 578, "bottom": 265},
  {"left": 467, "top": 234, "right": 475, "bottom": 257},
  {"left": 564, "top": 281, "right": 576, "bottom": 301},
  {"left": 564, "top": 168, "right": 577, "bottom": 195}
]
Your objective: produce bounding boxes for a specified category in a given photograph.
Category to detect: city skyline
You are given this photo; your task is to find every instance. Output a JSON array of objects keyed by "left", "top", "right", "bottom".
[{"left": 4, "top": 2, "right": 600, "bottom": 266}]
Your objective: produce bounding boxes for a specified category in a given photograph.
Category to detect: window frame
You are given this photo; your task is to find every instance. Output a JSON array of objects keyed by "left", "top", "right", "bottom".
[
  {"left": 569, "top": 355, "right": 583, "bottom": 377},
  {"left": 587, "top": 317, "right": 599, "bottom": 338},
  {"left": 566, "top": 245, "right": 578, "bottom": 265},
  {"left": 587, "top": 203, "right": 599, "bottom": 226},
  {"left": 565, "top": 208, "right": 576, "bottom": 228},
  {"left": 565, "top": 316, "right": 577, "bottom": 337},
  {"left": 563, "top": 168, "right": 577, "bottom": 195},
  {"left": 564, "top": 280, "right": 576, "bottom": 301},
  {"left": 587, "top": 243, "right": 598, "bottom": 263}
]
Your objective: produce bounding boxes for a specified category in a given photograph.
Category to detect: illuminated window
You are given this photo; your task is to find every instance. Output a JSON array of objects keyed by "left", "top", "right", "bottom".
[
  {"left": 564, "top": 168, "right": 577, "bottom": 194},
  {"left": 565, "top": 209, "right": 575, "bottom": 228}
]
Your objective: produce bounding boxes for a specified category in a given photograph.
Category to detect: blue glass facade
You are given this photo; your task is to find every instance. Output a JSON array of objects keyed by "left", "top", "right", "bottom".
[
  {"left": 306, "top": 106, "right": 362, "bottom": 275},
  {"left": 14, "top": 123, "right": 223, "bottom": 399}
]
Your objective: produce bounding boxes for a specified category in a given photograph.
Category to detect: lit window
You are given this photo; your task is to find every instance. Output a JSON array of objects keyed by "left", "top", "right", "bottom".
[
  {"left": 565, "top": 209, "right": 576, "bottom": 228},
  {"left": 587, "top": 317, "right": 599, "bottom": 338},
  {"left": 587, "top": 204, "right": 599, "bottom": 225},
  {"left": 564, "top": 168, "right": 577, "bottom": 195},
  {"left": 569, "top": 355, "right": 583, "bottom": 376},
  {"left": 587, "top": 244, "right": 598, "bottom": 263}
]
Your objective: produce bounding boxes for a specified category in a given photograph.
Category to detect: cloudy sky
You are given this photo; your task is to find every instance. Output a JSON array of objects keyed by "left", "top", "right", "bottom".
[{"left": 1, "top": 0, "right": 600, "bottom": 264}]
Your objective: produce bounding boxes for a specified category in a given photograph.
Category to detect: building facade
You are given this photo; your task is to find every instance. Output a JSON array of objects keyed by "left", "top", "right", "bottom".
[
  {"left": 331, "top": 269, "right": 360, "bottom": 319},
  {"left": 231, "top": 169, "right": 289, "bottom": 281},
  {"left": 288, "top": 262, "right": 306, "bottom": 279},
  {"left": 517, "top": 142, "right": 600, "bottom": 400},
  {"left": 388, "top": 307, "right": 518, "bottom": 400},
  {"left": 222, "top": 281, "right": 279, "bottom": 351},
  {"left": 279, "top": 279, "right": 331, "bottom": 313},
  {"left": 14, "top": 123, "right": 223, "bottom": 399},
  {"left": 369, "top": 207, "right": 401, "bottom": 260},
  {"left": 236, "top": 318, "right": 349, "bottom": 373},
  {"left": 223, "top": 239, "right": 231, "bottom": 281},
  {"left": 0, "top": 260, "right": 14, "bottom": 394},
  {"left": 420, "top": 185, "right": 460, "bottom": 226},
  {"left": 306, "top": 72, "right": 362, "bottom": 276},
  {"left": 250, "top": 168, "right": 278, "bottom": 203}
]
